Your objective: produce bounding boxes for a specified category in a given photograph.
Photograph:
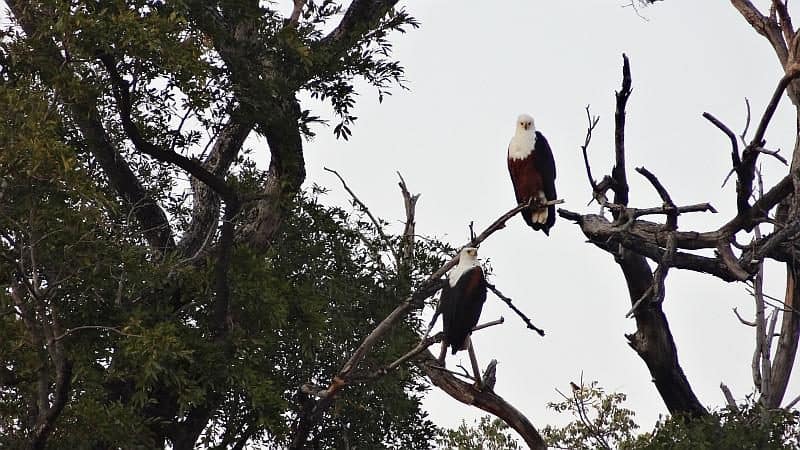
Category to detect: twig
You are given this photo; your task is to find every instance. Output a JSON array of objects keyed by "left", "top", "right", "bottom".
[
  {"left": 735, "top": 68, "right": 800, "bottom": 212},
  {"left": 720, "top": 382, "right": 737, "bottom": 408},
  {"left": 472, "top": 317, "right": 505, "bottom": 333},
  {"left": 486, "top": 282, "right": 545, "bottom": 336},
  {"left": 375, "top": 317, "right": 504, "bottom": 379},
  {"left": 703, "top": 111, "right": 741, "bottom": 170},
  {"left": 751, "top": 199, "right": 769, "bottom": 393},
  {"left": 625, "top": 285, "right": 652, "bottom": 318},
  {"left": 745, "top": 286, "right": 800, "bottom": 313},
  {"left": 653, "top": 233, "right": 676, "bottom": 302},
  {"left": 429, "top": 364, "right": 477, "bottom": 382},
  {"left": 580, "top": 105, "right": 601, "bottom": 192},
  {"left": 717, "top": 241, "right": 751, "bottom": 281},
  {"left": 635, "top": 167, "right": 678, "bottom": 229},
  {"left": 624, "top": 232, "right": 675, "bottom": 317},
  {"left": 630, "top": 203, "right": 717, "bottom": 218},
  {"left": 784, "top": 392, "right": 800, "bottom": 410},
  {"left": 424, "top": 200, "right": 547, "bottom": 294},
  {"left": 702, "top": 112, "right": 743, "bottom": 188},
  {"left": 325, "top": 167, "right": 400, "bottom": 264},
  {"left": 733, "top": 307, "right": 757, "bottom": 327},
  {"left": 741, "top": 97, "right": 752, "bottom": 140},
  {"left": 54, "top": 325, "right": 143, "bottom": 341},
  {"left": 753, "top": 146, "right": 788, "bottom": 165},
  {"left": 751, "top": 67, "right": 800, "bottom": 146},
  {"left": 599, "top": 202, "right": 717, "bottom": 218}
]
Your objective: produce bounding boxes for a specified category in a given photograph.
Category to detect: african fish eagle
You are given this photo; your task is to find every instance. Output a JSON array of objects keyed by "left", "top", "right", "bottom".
[
  {"left": 507, "top": 113, "right": 557, "bottom": 235},
  {"left": 437, "top": 247, "right": 487, "bottom": 364}
]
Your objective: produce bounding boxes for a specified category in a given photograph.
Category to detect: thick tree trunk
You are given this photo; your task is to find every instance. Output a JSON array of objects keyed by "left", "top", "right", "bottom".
[{"left": 618, "top": 252, "right": 706, "bottom": 416}]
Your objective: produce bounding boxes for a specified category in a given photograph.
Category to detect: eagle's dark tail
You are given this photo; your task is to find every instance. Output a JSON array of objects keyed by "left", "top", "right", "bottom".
[
  {"left": 523, "top": 205, "right": 555, "bottom": 235},
  {"left": 452, "top": 338, "right": 469, "bottom": 355}
]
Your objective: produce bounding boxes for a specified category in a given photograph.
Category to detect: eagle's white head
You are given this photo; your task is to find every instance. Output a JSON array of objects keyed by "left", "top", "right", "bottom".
[
  {"left": 516, "top": 114, "right": 535, "bottom": 134},
  {"left": 459, "top": 247, "right": 479, "bottom": 264},
  {"left": 509, "top": 113, "right": 537, "bottom": 160},
  {"left": 449, "top": 247, "right": 480, "bottom": 286}
]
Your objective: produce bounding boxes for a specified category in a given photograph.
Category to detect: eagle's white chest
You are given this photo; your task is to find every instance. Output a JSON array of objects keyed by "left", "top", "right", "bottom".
[
  {"left": 448, "top": 260, "right": 478, "bottom": 287},
  {"left": 508, "top": 132, "right": 536, "bottom": 161}
]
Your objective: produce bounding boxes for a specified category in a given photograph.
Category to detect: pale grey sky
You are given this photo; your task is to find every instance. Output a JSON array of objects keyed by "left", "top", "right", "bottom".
[{"left": 290, "top": 0, "right": 800, "bottom": 436}]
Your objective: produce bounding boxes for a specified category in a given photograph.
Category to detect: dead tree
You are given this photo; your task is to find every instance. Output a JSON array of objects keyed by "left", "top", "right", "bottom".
[{"left": 561, "top": 47, "right": 800, "bottom": 417}]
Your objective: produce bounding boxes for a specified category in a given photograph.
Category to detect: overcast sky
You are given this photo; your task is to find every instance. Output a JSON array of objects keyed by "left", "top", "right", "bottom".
[{"left": 287, "top": 0, "right": 800, "bottom": 436}]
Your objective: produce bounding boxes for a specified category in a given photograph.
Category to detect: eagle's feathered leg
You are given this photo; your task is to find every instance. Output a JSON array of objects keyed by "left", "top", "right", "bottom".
[
  {"left": 467, "top": 337, "right": 482, "bottom": 387},
  {"left": 437, "top": 341, "right": 448, "bottom": 366}
]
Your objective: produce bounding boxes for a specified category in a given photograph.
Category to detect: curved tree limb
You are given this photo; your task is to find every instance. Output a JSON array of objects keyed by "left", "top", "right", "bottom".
[{"left": 417, "top": 349, "right": 546, "bottom": 450}]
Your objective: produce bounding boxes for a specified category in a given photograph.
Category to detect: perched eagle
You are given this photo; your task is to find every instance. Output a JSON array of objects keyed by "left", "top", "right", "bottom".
[
  {"left": 438, "top": 247, "right": 487, "bottom": 362},
  {"left": 507, "top": 113, "right": 557, "bottom": 235}
]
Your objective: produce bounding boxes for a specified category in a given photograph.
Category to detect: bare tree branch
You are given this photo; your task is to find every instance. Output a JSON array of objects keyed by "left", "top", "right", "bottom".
[
  {"left": 325, "top": 167, "right": 400, "bottom": 264},
  {"left": 731, "top": 0, "right": 789, "bottom": 65},
  {"left": 720, "top": 382, "right": 737, "bottom": 408},
  {"left": 418, "top": 349, "right": 546, "bottom": 449},
  {"left": 580, "top": 105, "right": 601, "bottom": 193},
  {"left": 486, "top": 281, "right": 545, "bottom": 336},
  {"left": 635, "top": 167, "right": 678, "bottom": 229},
  {"left": 286, "top": 0, "right": 306, "bottom": 28},
  {"left": 612, "top": 53, "right": 633, "bottom": 210}
]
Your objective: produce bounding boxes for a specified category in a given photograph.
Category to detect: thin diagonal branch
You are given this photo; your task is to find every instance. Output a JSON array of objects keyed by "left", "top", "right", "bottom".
[
  {"left": 486, "top": 282, "right": 545, "bottom": 336},
  {"left": 635, "top": 167, "right": 678, "bottom": 229},
  {"left": 325, "top": 167, "right": 400, "bottom": 264},
  {"left": 580, "top": 105, "right": 601, "bottom": 192}
]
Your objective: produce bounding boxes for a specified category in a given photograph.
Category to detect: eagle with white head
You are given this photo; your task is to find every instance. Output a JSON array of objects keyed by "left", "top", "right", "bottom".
[
  {"left": 507, "top": 113, "right": 557, "bottom": 235},
  {"left": 437, "top": 247, "right": 487, "bottom": 362}
]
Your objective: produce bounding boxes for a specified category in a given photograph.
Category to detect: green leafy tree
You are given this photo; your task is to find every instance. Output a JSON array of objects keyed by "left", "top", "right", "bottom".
[
  {"left": 631, "top": 401, "right": 800, "bottom": 450},
  {"left": 0, "top": 1, "right": 448, "bottom": 448},
  {"left": 542, "top": 381, "right": 639, "bottom": 450},
  {"left": 543, "top": 380, "right": 800, "bottom": 450},
  {"left": 437, "top": 415, "right": 522, "bottom": 450}
]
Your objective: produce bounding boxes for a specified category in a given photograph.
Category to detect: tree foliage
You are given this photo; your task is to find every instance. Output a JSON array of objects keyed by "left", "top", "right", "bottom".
[
  {"left": 543, "top": 381, "right": 800, "bottom": 450},
  {"left": 633, "top": 402, "right": 800, "bottom": 450},
  {"left": 436, "top": 415, "right": 522, "bottom": 450},
  {"left": 542, "top": 381, "right": 639, "bottom": 450},
  {"left": 0, "top": 0, "right": 442, "bottom": 448}
]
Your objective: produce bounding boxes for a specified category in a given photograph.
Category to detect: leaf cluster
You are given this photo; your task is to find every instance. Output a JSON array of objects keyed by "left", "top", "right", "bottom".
[
  {"left": 436, "top": 415, "right": 522, "bottom": 450},
  {"left": 543, "top": 380, "right": 800, "bottom": 450},
  {"left": 542, "top": 380, "right": 639, "bottom": 450}
]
